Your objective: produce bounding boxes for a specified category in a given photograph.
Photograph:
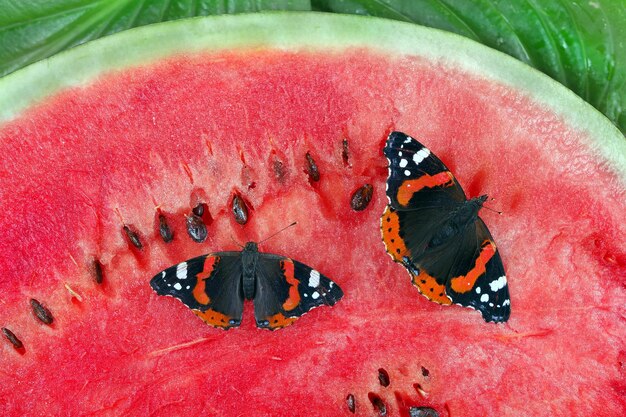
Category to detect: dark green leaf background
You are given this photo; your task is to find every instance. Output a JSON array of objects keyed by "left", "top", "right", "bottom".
[{"left": 1, "top": 0, "right": 624, "bottom": 134}]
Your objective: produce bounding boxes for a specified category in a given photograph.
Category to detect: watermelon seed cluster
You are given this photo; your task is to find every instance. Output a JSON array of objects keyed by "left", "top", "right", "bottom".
[{"left": 346, "top": 365, "right": 441, "bottom": 416}]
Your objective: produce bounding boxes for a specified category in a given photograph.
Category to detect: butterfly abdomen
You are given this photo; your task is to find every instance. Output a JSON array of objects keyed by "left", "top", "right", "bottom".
[{"left": 241, "top": 242, "right": 259, "bottom": 300}]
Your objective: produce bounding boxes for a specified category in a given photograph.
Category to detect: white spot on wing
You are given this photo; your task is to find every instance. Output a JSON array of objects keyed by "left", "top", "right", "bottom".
[
  {"left": 173, "top": 283, "right": 182, "bottom": 290},
  {"left": 480, "top": 294, "right": 489, "bottom": 303},
  {"left": 308, "top": 270, "right": 320, "bottom": 288},
  {"left": 311, "top": 291, "right": 320, "bottom": 300},
  {"left": 489, "top": 276, "right": 507, "bottom": 292},
  {"left": 412, "top": 148, "right": 430, "bottom": 165},
  {"left": 399, "top": 159, "right": 408, "bottom": 168},
  {"left": 404, "top": 169, "right": 411, "bottom": 176},
  {"left": 176, "top": 262, "right": 188, "bottom": 280},
  {"left": 475, "top": 286, "right": 481, "bottom": 294}
]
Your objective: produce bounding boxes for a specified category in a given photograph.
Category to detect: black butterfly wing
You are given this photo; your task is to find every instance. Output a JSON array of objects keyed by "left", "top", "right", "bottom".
[
  {"left": 444, "top": 219, "right": 511, "bottom": 322},
  {"left": 150, "top": 252, "right": 245, "bottom": 329},
  {"left": 383, "top": 131, "right": 466, "bottom": 211},
  {"left": 253, "top": 255, "right": 343, "bottom": 330},
  {"left": 382, "top": 130, "right": 467, "bottom": 274}
]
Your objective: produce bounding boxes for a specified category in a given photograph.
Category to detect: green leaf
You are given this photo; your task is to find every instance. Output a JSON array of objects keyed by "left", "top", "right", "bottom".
[
  {"left": 0, "top": 0, "right": 313, "bottom": 77},
  {"left": 312, "top": 0, "right": 626, "bottom": 135}
]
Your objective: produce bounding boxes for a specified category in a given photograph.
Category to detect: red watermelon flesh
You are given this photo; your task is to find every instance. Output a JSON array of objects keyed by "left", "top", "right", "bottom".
[{"left": 0, "top": 15, "right": 625, "bottom": 417}]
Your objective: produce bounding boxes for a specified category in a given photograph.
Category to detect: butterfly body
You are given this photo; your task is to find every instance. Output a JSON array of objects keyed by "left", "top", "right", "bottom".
[
  {"left": 150, "top": 242, "right": 343, "bottom": 330},
  {"left": 382, "top": 131, "right": 510, "bottom": 322}
]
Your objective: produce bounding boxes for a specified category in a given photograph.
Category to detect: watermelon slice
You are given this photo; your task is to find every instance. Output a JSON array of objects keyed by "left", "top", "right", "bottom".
[{"left": 0, "top": 13, "right": 624, "bottom": 416}]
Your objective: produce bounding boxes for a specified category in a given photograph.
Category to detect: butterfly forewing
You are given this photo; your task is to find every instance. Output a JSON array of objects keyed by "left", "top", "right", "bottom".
[
  {"left": 384, "top": 131, "right": 466, "bottom": 211},
  {"left": 150, "top": 252, "right": 244, "bottom": 329}
]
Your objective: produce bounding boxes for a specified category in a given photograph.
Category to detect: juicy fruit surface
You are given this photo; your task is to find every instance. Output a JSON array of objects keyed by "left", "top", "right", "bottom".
[{"left": 0, "top": 50, "right": 624, "bottom": 416}]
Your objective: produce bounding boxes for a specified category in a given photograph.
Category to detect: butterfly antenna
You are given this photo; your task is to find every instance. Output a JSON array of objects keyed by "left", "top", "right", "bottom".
[
  {"left": 259, "top": 222, "right": 298, "bottom": 244},
  {"left": 230, "top": 235, "right": 244, "bottom": 249},
  {"left": 483, "top": 203, "right": 503, "bottom": 215}
]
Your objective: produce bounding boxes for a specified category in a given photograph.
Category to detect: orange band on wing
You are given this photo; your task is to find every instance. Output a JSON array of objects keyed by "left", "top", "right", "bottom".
[
  {"left": 412, "top": 270, "right": 452, "bottom": 305},
  {"left": 193, "top": 308, "right": 233, "bottom": 329},
  {"left": 450, "top": 240, "right": 496, "bottom": 293},
  {"left": 381, "top": 206, "right": 409, "bottom": 262},
  {"left": 193, "top": 256, "right": 217, "bottom": 305},
  {"left": 397, "top": 171, "right": 454, "bottom": 206},
  {"left": 265, "top": 313, "right": 298, "bottom": 330},
  {"left": 280, "top": 260, "right": 301, "bottom": 312}
]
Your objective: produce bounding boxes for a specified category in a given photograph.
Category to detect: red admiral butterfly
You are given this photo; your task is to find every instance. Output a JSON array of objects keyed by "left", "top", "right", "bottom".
[
  {"left": 381, "top": 131, "right": 510, "bottom": 322},
  {"left": 150, "top": 242, "right": 343, "bottom": 330}
]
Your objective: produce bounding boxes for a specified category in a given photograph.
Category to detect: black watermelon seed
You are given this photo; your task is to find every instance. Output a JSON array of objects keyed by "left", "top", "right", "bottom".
[
  {"left": 368, "top": 393, "right": 387, "bottom": 417},
  {"left": 192, "top": 203, "right": 205, "bottom": 217},
  {"left": 123, "top": 225, "right": 143, "bottom": 249},
  {"left": 232, "top": 194, "right": 249, "bottom": 225},
  {"left": 378, "top": 368, "right": 390, "bottom": 387},
  {"left": 30, "top": 298, "right": 53, "bottom": 325},
  {"left": 346, "top": 393, "right": 356, "bottom": 413},
  {"left": 93, "top": 258, "right": 104, "bottom": 284},
  {"left": 186, "top": 214, "right": 207, "bottom": 243},
  {"left": 2, "top": 327, "right": 23, "bottom": 349},
  {"left": 273, "top": 157, "right": 286, "bottom": 180},
  {"left": 421, "top": 366, "right": 430, "bottom": 377},
  {"left": 305, "top": 152, "right": 320, "bottom": 182},
  {"left": 351, "top": 184, "right": 373, "bottom": 211},
  {"left": 342, "top": 138, "right": 350, "bottom": 166},
  {"left": 158, "top": 214, "right": 173, "bottom": 243},
  {"left": 409, "top": 407, "right": 440, "bottom": 417}
]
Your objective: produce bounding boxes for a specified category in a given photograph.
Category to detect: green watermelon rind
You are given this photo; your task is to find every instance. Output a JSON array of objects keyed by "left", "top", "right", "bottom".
[{"left": 0, "top": 12, "right": 624, "bottom": 181}]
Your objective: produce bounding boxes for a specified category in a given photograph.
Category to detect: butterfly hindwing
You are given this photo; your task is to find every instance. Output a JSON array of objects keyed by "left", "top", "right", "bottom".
[
  {"left": 150, "top": 252, "right": 244, "bottom": 329},
  {"left": 444, "top": 220, "right": 510, "bottom": 322},
  {"left": 253, "top": 256, "right": 344, "bottom": 330}
]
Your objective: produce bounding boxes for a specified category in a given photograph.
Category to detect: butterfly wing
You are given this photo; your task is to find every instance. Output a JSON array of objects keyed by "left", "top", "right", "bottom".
[
  {"left": 444, "top": 220, "right": 511, "bottom": 322},
  {"left": 150, "top": 252, "right": 245, "bottom": 329},
  {"left": 253, "top": 255, "right": 343, "bottom": 330},
  {"left": 382, "top": 131, "right": 466, "bottom": 280},
  {"left": 383, "top": 131, "right": 466, "bottom": 210}
]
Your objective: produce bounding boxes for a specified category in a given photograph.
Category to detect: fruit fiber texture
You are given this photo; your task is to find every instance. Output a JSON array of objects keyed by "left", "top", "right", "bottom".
[{"left": 0, "top": 15, "right": 624, "bottom": 417}]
